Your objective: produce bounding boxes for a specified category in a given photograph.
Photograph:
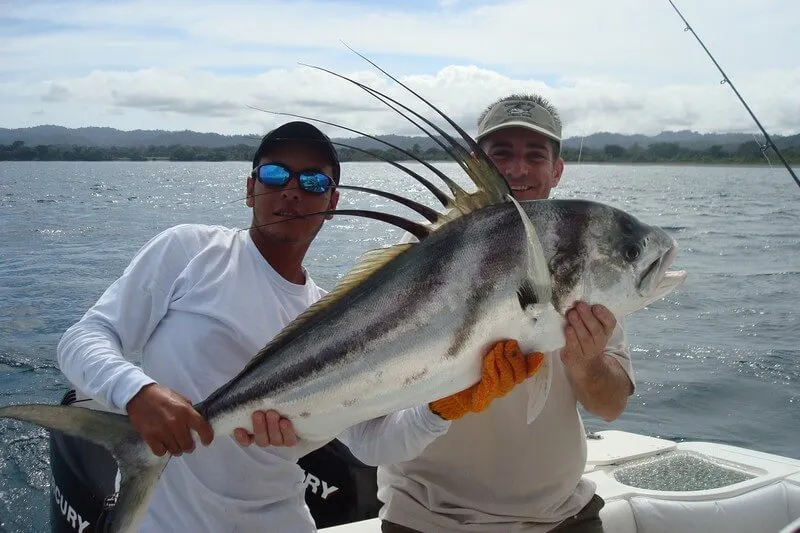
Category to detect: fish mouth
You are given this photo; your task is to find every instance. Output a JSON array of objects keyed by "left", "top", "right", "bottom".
[{"left": 638, "top": 243, "right": 687, "bottom": 305}]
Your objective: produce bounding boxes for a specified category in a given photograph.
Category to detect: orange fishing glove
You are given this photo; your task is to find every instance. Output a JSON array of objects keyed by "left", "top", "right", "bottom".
[{"left": 429, "top": 340, "right": 545, "bottom": 421}]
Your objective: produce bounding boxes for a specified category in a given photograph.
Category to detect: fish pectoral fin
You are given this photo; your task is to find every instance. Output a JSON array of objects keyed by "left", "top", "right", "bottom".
[
  {"left": 508, "top": 194, "right": 553, "bottom": 306},
  {"left": 516, "top": 279, "right": 538, "bottom": 311},
  {"left": 517, "top": 280, "right": 551, "bottom": 324}
]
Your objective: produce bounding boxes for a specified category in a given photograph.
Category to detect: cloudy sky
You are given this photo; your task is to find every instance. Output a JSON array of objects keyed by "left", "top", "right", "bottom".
[{"left": 2, "top": 0, "right": 798, "bottom": 140}]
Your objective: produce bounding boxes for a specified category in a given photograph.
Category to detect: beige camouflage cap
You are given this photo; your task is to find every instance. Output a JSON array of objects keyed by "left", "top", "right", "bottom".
[{"left": 476, "top": 99, "right": 562, "bottom": 154}]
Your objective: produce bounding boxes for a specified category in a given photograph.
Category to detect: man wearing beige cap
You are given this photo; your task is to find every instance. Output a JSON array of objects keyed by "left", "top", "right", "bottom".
[{"left": 375, "top": 94, "right": 635, "bottom": 533}]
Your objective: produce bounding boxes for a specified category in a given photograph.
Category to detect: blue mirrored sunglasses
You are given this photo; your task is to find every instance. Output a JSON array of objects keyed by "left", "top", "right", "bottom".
[{"left": 252, "top": 163, "right": 334, "bottom": 194}]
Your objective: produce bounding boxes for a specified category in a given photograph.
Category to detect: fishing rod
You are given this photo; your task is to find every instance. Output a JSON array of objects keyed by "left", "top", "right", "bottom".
[{"left": 667, "top": 0, "right": 800, "bottom": 188}]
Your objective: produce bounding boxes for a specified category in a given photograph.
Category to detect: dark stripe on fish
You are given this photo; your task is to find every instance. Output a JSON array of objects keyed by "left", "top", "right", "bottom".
[
  {"left": 446, "top": 226, "right": 521, "bottom": 358},
  {"left": 549, "top": 209, "right": 589, "bottom": 311},
  {"left": 446, "top": 287, "right": 488, "bottom": 359}
]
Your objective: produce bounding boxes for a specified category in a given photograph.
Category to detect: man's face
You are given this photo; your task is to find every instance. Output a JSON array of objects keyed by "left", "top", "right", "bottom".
[
  {"left": 246, "top": 141, "right": 339, "bottom": 245},
  {"left": 480, "top": 127, "right": 564, "bottom": 201}
]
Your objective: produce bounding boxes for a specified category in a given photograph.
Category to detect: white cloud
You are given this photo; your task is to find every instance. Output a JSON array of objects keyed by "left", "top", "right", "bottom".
[{"left": 1, "top": 0, "right": 798, "bottom": 137}]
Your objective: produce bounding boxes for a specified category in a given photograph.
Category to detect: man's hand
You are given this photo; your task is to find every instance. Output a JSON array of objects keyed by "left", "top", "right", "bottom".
[
  {"left": 126, "top": 383, "right": 214, "bottom": 457},
  {"left": 561, "top": 302, "right": 616, "bottom": 379},
  {"left": 233, "top": 410, "right": 298, "bottom": 447},
  {"left": 561, "top": 301, "right": 632, "bottom": 421},
  {"left": 429, "top": 340, "right": 544, "bottom": 421}
]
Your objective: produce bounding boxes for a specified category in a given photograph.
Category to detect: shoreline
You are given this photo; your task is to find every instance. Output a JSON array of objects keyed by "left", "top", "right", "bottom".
[{"left": 0, "top": 159, "right": 793, "bottom": 169}]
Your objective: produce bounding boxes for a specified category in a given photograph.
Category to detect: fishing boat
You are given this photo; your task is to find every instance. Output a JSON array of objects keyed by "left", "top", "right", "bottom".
[
  {"left": 48, "top": 389, "right": 800, "bottom": 533},
  {"left": 318, "top": 429, "right": 800, "bottom": 533}
]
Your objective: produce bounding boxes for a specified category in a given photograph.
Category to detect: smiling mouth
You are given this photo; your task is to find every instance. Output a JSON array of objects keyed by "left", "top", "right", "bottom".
[
  {"left": 275, "top": 211, "right": 302, "bottom": 218},
  {"left": 510, "top": 185, "right": 532, "bottom": 191}
]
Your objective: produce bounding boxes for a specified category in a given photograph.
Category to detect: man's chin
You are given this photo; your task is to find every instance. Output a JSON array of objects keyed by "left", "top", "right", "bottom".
[
  {"left": 263, "top": 231, "right": 304, "bottom": 244},
  {"left": 515, "top": 188, "right": 549, "bottom": 201},
  {"left": 259, "top": 226, "right": 323, "bottom": 246}
]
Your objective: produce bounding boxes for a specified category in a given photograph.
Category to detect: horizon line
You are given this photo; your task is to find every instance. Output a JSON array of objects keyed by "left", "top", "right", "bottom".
[{"left": 2, "top": 124, "right": 799, "bottom": 141}]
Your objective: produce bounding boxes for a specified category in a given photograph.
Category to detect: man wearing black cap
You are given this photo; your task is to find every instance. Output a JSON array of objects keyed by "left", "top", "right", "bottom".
[
  {"left": 243, "top": 120, "right": 341, "bottom": 285},
  {"left": 56, "top": 120, "right": 456, "bottom": 532}
]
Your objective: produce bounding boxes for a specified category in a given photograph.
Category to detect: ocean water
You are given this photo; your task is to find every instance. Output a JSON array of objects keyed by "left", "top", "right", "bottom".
[{"left": 0, "top": 160, "right": 798, "bottom": 532}]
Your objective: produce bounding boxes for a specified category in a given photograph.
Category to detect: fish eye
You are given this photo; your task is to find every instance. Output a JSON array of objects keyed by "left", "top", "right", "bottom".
[{"left": 624, "top": 245, "right": 641, "bottom": 262}]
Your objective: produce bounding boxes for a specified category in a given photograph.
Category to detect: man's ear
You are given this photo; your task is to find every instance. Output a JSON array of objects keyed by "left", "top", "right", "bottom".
[
  {"left": 551, "top": 158, "right": 565, "bottom": 188},
  {"left": 246, "top": 176, "right": 255, "bottom": 208},
  {"left": 324, "top": 190, "right": 340, "bottom": 220}
]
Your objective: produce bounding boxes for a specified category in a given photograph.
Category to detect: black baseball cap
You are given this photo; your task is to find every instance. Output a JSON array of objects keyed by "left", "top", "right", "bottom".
[{"left": 252, "top": 121, "right": 341, "bottom": 184}]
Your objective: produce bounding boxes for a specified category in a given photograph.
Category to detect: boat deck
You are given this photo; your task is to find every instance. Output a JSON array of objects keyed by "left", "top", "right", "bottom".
[{"left": 320, "top": 430, "right": 800, "bottom": 533}]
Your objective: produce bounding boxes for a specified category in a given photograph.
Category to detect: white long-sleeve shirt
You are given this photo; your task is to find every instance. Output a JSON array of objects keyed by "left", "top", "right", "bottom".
[{"left": 57, "top": 223, "right": 449, "bottom": 533}]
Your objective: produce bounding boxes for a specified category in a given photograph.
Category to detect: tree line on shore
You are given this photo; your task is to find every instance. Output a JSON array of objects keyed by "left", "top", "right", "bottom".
[{"left": 2, "top": 139, "right": 798, "bottom": 164}]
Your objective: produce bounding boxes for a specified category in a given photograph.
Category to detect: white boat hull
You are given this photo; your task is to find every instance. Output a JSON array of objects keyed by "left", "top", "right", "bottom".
[{"left": 321, "top": 430, "right": 800, "bottom": 533}]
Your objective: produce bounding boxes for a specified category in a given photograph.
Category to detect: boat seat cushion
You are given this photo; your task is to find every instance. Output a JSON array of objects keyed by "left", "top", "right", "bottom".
[
  {"left": 786, "top": 481, "right": 800, "bottom": 521},
  {"left": 599, "top": 499, "right": 637, "bottom": 533},
  {"left": 629, "top": 482, "right": 793, "bottom": 533},
  {"left": 779, "top": 515, "right": 800, "bottom": 533}
]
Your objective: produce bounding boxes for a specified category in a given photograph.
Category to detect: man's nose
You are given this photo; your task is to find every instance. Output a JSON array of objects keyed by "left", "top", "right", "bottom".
[
  {"left": 281, "top": 175, "right": 302, "bottom": 199},
  {"left": 504, "top": 157, "right": 530, "bottom": 178}
]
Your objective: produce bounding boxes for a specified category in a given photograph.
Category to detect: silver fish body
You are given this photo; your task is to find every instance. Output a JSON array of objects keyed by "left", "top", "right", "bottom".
[{"left": 202, "top": 198, "right": 685, "bottom": 442}]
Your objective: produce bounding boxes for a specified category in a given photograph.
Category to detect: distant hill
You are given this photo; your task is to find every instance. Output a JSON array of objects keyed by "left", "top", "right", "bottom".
[
  {"left": 1, "top": 125, "right": 798, "bottom": 152},
  {"left": 560, "top": 130, "right": 800, "bottom": 151},
  {"left": 0, "top": 126, "right": 260, "bottom": 149}
]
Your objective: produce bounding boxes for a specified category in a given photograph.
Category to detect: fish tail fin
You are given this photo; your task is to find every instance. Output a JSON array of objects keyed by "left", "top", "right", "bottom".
[{"left": 0, "top": 403, "right": 168, "bottom": 533}]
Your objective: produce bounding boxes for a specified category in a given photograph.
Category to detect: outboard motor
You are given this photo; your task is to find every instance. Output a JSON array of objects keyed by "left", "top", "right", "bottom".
[
  {"left": 297, "top": 438, "right": 382, "bottom": 528},
  {"left": 48, "top": 390, "right": 117, "bottom": 533},
  {"left": 48, "top": 389, "right": 381, "bottom": 531}
]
